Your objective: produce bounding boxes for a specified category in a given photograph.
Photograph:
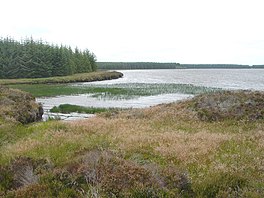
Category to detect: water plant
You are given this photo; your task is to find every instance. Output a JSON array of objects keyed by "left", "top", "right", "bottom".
[
  {"left": 8, "top": 83, "right": 221, "bottom": 99},
  {"left": 50, "top": 104, "right": 123, "bottom": 114}
]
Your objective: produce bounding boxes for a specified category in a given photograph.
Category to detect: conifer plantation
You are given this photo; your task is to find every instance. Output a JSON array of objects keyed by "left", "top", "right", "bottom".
[{"left": 0, "top": 37, "right": 97, "bottom": 79}]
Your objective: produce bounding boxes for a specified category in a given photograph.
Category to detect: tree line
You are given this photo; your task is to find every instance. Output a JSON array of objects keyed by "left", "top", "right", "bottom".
[
  {"left": 181, "top": 64, "right": 264, "bottom": 69},
  {"left": 98, "top": 62, "right": 264, "bottom": 70},
  {"left": 180, "top": 64, "right": 251, "bottom": 69},
  {"left": 252, "top": 65, "right": 264, "bottom": 68},
  {"left": 97, "top": 62, "right": 181, "bottom": 70},
  {"left": 0, "top": 37, "right": 97, "bottom": 79}
]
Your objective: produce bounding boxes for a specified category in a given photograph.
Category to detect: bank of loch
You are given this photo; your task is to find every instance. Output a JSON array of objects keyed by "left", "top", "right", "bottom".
[
  {"left": 0, "top": 71, "right": 123, "bottom": 85},
  {"left": 0, "top": 90, "right": 263, "bottom": 197}
]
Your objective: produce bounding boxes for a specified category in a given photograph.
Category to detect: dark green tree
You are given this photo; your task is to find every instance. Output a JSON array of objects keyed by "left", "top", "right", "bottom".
[{"left": 0, "top": 37, "right": 97, "bottom": 79}]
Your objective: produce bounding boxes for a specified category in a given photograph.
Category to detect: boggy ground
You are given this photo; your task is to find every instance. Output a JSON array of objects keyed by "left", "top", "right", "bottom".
[{"left": 0, "top": 90, "right": 263, "bottom": 197}]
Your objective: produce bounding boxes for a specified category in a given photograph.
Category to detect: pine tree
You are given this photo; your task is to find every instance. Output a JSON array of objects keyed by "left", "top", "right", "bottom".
[{"left": 0, "top": 37, "right": 97, "bottom": 79}]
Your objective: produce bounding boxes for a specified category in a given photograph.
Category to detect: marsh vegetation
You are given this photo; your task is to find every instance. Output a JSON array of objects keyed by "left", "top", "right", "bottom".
[
  {"left": 0, "top": 90, "right": 263, "bottom": 197},
  {"left": 50, "top": 104, "right": 123, "bottom": 114},
  {"left": 8, "top": 83, "right": 220, "bottom": 99}
]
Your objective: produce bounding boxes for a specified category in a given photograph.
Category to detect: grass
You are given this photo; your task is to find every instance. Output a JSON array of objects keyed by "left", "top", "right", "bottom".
[
  {"left": 0, "top": 71, "right": 123, "bottom": 85},
  {"left": 0, "top": 90, "right": 263, "bottom": 197},
  {"left": 50, "top": 104, "right": 124, "bottom": 114},
  {"left": 7, "top": 84, "right": 128, "bottom": 98},
  {"left": 7, "top": 83, "right": 221, "bottom": 98},
  {"left": 0, "top": 86, "right": 43, "bottom": 124}
]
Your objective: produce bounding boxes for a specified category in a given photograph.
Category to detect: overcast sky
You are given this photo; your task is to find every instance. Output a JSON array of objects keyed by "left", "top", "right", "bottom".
[{"left": 1, "top": 0, "right": 264, "bottom": 64}]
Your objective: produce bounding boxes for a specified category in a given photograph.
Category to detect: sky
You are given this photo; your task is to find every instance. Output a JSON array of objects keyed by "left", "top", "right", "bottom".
[{"left": 1, "top": 0, "right": 264, "bottom": 65}]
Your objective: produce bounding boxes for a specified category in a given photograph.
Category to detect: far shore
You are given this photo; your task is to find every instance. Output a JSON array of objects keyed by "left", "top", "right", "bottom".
[{"left": 0, "top": 71, "right": 123, "bottom": 85}]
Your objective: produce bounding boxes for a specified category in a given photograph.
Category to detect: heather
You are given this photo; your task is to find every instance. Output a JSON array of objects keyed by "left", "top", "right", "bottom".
[{"left": 0, "top": 90, "right": 263, "bottom": 197}]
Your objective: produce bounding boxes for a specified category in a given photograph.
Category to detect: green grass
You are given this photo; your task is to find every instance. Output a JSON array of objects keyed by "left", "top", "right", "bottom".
[
  {"left": 8, "top": 83, "right": 221, "bottom": 99},
  {"left": 0, "top": 71, "right": 123, "bottom": 85},
  {"left": 0, "top": 91, "right": 264, "bottom": 197},
  {"left": 50, "top": 104, "right": 123, "bottom": 114},
  {"left": 0, "top": 121, "right": 112, "bottom": 167},
  {"left": 2, "top": 85, "right": 263, "bottom": 197}
]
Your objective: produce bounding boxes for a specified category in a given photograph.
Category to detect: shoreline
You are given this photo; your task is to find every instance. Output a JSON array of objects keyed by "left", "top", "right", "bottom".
[{"left": 0, "top": 71, "right": 123, "bottom": 85}]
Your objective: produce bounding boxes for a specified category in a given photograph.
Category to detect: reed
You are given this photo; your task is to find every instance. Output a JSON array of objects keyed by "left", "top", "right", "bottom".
[
  {"left": 8, "top": 83, "right": 221, "bottom": 98},
  {"left": 50, "top": 104, "right": 123, "bottom": 114}
]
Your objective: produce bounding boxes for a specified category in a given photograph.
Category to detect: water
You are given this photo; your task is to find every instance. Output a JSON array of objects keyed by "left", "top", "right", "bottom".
[
  {"left": 38, "top": 69, "right": 264, "bottom": 120},
  {"left": 86, "top": 69, "right": 264, "bottom": 90}
]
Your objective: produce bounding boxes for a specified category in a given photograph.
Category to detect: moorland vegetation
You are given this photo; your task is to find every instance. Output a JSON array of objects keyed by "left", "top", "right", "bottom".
[
  {"left": 0, "top": 88, "right": 263, "bottom": 197},
  {"left": 0, "top": 86, "right": 43, "bottom": 124},
  {"left": 0, "top": 37, "right": 263, "bottom": 197}
]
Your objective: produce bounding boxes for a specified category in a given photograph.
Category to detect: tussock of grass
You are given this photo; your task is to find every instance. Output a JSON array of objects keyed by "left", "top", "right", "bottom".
[
  {"left": 0, "top": 90, "right": 264, "bottom": 197},
  {"left": 0, "top": 86, "right": 43, "bottom": 124}
]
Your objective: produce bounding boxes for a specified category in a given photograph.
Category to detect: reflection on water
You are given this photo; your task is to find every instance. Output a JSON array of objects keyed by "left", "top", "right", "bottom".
[
  {"left": 38, "top": 69, "right": 264, "bottom": 120},
  {"left": 42, "top": 112, "right": 95, "bottom": 121}
]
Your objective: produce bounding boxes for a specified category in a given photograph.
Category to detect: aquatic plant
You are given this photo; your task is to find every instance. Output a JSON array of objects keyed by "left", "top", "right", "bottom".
[
  {"left": 8, "top": 83, "right": 221, "bottom": 99},
  {"left": 50, "top": 104, "right": 123, "bottom": 114}
]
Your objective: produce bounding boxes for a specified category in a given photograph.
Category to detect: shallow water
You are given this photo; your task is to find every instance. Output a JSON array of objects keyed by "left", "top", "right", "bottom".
[
  {"left": 38, "top": 69, "right": 264, "bottom": 120},
  {"left": 37, "top": 93, "right": 193, "bottom": 120}
]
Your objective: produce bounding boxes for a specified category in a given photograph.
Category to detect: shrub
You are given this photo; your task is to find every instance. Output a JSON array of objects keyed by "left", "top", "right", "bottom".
[
  {"left": 192, "top": 91, "right": 264, "bottom": 121},
  {"left": 0, "top": 86, "right": 43, "bottom": 124}
]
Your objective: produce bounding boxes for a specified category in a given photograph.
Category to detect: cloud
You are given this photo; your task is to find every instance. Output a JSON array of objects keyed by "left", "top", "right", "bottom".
[{"left": 1, "top": 0, "right": 264, "bottom": 64}]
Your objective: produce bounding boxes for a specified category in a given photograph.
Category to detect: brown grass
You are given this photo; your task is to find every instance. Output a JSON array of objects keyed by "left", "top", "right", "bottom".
[
  {"left": 0, "top": 86, "right": 43, "bottom": 124},
  {"left": 71, "top": 106, "right": 233, "bottom": 165},
  {"left": 1, "top": 90, "right": 264, "bottom": 197},
  {"left": 153, "top": 131, "right": 232, "bottom": 162}
]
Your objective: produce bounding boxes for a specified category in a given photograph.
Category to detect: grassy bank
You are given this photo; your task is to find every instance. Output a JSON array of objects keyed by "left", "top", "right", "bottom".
[
  {"left": 0, "top": 90, "right": 263, "bottom": 197},
  {"left": 50, "top": 104, "right": 124, "bottom": 114},
  {"left": 0, "top": 71, "right": 123, "bottom": 85}
]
